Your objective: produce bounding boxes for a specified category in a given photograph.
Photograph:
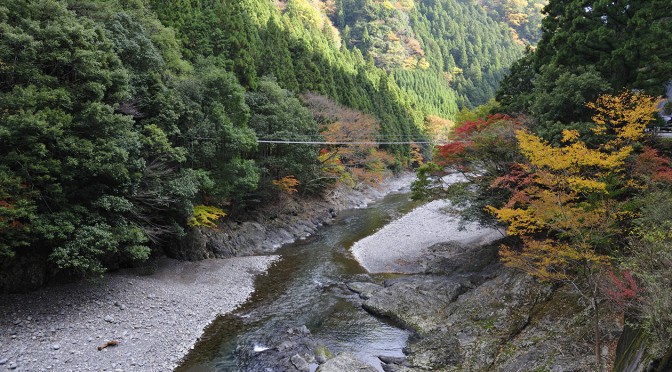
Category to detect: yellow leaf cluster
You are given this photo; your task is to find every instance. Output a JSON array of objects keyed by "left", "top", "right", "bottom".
[
  {"left": 517, "top": 129, "right": 631, "bottom": 174},
  {"left": 188, "top": 205, "right": 226, "bottom": 228},
  {"left": 587, "top": 91, "right": 660, "bottom": 149}
]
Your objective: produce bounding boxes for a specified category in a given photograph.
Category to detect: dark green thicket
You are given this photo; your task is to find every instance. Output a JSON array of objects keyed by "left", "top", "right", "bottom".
[
  {"left": 497, "top": 0, "right": 672, "bottom": 142},
  {"left": 1, "top": 0, "right": 155, "bottom": 279},
  {"left": 0, "top": 0, "right": 531, "bottom": 290}
]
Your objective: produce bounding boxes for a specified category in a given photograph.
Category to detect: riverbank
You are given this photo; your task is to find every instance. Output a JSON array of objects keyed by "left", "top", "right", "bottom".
[
  {"left": 0, "top": 173, "right": 416, "bottom": 372},
  {"left": 347, "top": 199, "right": 624, "bottom": 371},
  {"left": 169, "top": 173, "right": 417, "bottom": 260},
  {"left": 0, "top": 256, "right": 277, "bottom": 372}
]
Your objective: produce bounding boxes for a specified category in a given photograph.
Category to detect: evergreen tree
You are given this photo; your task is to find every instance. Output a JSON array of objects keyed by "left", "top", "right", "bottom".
[{"left": 535, "top": 0, "right": 672, "bottom": 94}]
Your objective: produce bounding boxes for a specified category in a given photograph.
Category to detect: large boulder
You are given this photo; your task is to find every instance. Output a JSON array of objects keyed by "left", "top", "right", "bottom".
[
  {"left": 362, "top": 276, "right": 466, "bottom": 334},
  {"left": 317, "top": 352, "right": 378, "bottom": 372}
]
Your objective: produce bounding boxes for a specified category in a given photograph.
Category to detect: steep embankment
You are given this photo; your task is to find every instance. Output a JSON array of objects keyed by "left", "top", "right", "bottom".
[{"left": 347, "top": 200, "right": 623, "bottom": 371}]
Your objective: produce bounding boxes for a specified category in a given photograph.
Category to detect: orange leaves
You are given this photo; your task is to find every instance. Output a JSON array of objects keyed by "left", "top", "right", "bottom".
[
  {"left": 410, "top": 143, "right": 424, "bottom": 167},
  {"left": 272, "top": 176, "right": 300, "bottom": 194},
  {"left": 302, "top": 93, "right": 396, "bottom": 186}
]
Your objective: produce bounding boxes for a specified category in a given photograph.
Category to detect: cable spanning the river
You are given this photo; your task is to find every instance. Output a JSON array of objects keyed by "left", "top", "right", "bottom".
[
  {"left": 189, "top": 135, "right": 451, "bottom": 145},
  {"left": 256, "top": 139, "right": 436, "bottom": 145}
]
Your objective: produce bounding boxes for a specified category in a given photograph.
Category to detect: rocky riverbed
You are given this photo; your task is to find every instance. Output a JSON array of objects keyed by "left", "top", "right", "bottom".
[
  {"left": 232, "top": 198, "right": 626, "bottom": 371},
  {"left": 354, "top": 244, "right": 624, "bottom": 371},
  {"left": 0, "top": 173, "right": 416, "bottom": 372},
  {"left": 345, "top": 199, "right": 625, "bottom": 372}
]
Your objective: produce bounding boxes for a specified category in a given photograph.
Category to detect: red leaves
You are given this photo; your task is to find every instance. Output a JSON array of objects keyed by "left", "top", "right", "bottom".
[
  {"left": 605, "top": 270, "right": 641, "bottom": 307},
  {"left": 491, "top": 163, "right": 534, "bottom": 208},
  {"left": 435, "top": 141, "right": 469, "bottom": 166},
  {"left": 632, "top": 146, "right": 672, "bottom": 183},
  {"left": 435, "top": 115, "right": 516, "bottom": 167},
  {"left": 453, "top": 113, "right": 513, "bottom": 139}
]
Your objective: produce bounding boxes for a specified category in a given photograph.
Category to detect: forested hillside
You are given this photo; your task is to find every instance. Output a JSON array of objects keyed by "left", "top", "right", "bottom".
[
  {"left": 330, "top": 0, "right": 533, "bottom": 109},
  {"left": 417, "top": 0, "right": 672, "bottom": 368},
  {"left": 0, "top": 0, "right": 537, "bottom": 291}
]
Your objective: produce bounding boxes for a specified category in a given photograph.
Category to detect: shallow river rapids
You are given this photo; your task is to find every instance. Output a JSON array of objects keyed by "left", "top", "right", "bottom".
[{"left": 176, "top": 191, "right": 422, "bottom": 371}]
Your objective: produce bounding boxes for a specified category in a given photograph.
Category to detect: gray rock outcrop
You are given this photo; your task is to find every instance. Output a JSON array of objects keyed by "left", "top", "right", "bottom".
[{"left": 317, "top": 352, "right": 378, "bottom": 372}]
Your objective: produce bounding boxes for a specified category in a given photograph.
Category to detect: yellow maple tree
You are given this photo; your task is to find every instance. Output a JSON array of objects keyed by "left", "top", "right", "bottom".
[{"left": 489, "top": 92, "right": 659, "bottom": 280}]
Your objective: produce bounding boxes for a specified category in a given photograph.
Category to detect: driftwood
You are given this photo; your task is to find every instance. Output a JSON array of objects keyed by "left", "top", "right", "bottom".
[{"left": 97, "top": 340, "right": 119, "bottom": 351}]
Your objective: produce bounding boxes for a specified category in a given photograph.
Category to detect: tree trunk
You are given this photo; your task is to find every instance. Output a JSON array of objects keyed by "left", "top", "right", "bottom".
[{"left": 593, "top": 294, "right": 603, "bottom": 371}]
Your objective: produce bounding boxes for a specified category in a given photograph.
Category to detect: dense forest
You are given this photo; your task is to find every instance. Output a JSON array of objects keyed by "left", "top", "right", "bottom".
[
  {"left": 417, "top": 0, "right": 672, "bottom": 368},
  {"left": 0, "top": 0, "right": 538, "bottom": 291}
]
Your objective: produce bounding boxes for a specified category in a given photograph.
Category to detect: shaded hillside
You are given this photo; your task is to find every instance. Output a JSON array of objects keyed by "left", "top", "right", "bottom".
[{"left": 0, "top": 0, "right": 537, "bottom": 290}]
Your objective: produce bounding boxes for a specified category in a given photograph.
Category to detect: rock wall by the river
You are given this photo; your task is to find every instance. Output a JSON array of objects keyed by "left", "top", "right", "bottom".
[
  {"left": 169, "top": 173, "right": 415, "bottom": 261},
  {"left": 351, "top": 241, "right": 624, "bottom": 372}
]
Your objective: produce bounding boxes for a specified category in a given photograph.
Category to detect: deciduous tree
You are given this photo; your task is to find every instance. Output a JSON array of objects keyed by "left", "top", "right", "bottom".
[{"left": 487, "top": 91, "right": 660, "bottom": 367}]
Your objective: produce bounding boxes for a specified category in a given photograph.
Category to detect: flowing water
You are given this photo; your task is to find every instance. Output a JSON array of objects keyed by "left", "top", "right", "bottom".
[{"left": 176, "top": 191, "right": 421, "bottom": 371}]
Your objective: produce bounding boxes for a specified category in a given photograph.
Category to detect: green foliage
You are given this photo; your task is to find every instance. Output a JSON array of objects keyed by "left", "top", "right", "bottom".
[
  {"left": 663, "top": 102, "right": 672, "bottom": 116},
  {"left": 51, "top": 222, "right": 149, "bottom": 275},
  {"left": 535, "top": 0, "right": 672, "bottom": 95},
  {"left": 407, "top": 0, "right": 524, "bottom": 108},
  {"left": 246, "top": 78, "right": 322, "bottom": 197},
  {"left": 496, "top": 46, "right": 536, "bottom": 114},
  {"left": 497, "top": 1, "right": 672, "bottom": 144},
  {"left": 332, "top": 0, "right": 530, "bottom": 108},
  {"left": 475, "top": 0, "right": 547, "bottom": 45},
  {"left": 530, "top": 65, "right": 612, "bottom": 143},
  {"left": 410, "top": 162, "right": 442, "bottom": 200},
  {"left": 0, "top": 0, "right": 148, "bottom": 275},
  {"left": 0, "top": 168, "right": 37, "bottom": 258},
  {"left": 393, "top": 69, "right": 459, "bottom": 119},
  {"left": 0, "top": 0, "right": 531, "bottom": 287},
  {"left": 455, "top": 99, "right": 501, "bottom": 123}
]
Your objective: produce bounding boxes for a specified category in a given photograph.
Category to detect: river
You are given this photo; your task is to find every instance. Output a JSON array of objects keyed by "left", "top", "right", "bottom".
[{"left": 176, "top": 191, "right": 422, "bottom": 371}]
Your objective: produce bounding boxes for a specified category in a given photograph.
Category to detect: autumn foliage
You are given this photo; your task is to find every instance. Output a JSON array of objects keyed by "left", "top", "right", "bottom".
[
  {"left": 488, "top": 92, "right": 660, "bottom": 281},
  {"left": 272, "top": 176, "right": 301, "bottom": 194},
  {"left": 484, "top": 91, "right": 662, "bottom": 366},
  {"left": 433, "top": 114, "right": 521, "bottom": 169},
  {"left": 188, "top": 205, "right": 227, "bottom": 228},
  {"left": 302, "top": 93, "right": 397, "bottom": 186},
  {"left": 604, "top": 270, "right": 641, "bottom": 307}
]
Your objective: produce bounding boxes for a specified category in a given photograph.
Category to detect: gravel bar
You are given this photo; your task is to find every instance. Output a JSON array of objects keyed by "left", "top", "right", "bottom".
[
  {"left": 0, "top": 256, "right": 278, "bottom": 372},
  {"left": 351, "top": 199, "right": 502, "bottom": 273}
]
